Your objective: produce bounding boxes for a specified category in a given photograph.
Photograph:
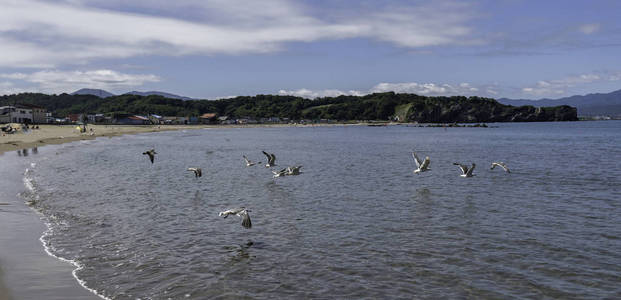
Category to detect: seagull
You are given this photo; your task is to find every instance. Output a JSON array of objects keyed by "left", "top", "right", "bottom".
[
  {"left": 187, "top": 167, "right": 202, "bottom": 178},
  {"left": 272, "top": 167, "right": 288, "bottom": 178},
  {"left": 490, "top": 162, "right": 510, "bottom": 173},
  {"left": 142, "top": 149, "right": 157, "bottom": 164},
  {"left": 286, "top": 165, "right": 302, "bottom": 175},
  {"left": 412, "top": 151, "right": 430, "bottom": 174},
  {"left": 243, "top": 155, "right": 258, "bottom": 167},
  {"left": 219, "top": 207, "right": 252, "bottom": 229},
  {"left": 262, "top": 151, "right": 276, "bottom": 168},
  {"left": 454, "top": 162, "right": 476, "bottom": 177}
]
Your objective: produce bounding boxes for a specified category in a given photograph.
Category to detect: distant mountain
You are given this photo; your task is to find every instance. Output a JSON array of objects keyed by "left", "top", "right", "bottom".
[
  {"left": 71, "top": 88, "right": 115, "bottom": 98},
  {"left": 498, "top": 89, "right": 621, "bottom": 116},
  {"left": 124, "top": 91, "right": 194, "bottom": 100}
]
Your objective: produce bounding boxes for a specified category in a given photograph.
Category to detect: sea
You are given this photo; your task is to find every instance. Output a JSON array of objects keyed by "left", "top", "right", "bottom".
[{"left": 2, "top": 121, "right": 621, "bottom": 299}]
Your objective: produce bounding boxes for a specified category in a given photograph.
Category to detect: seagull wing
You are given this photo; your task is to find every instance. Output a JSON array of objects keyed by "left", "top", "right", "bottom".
[
  {"left": 148, "top": 152, "right": 154, "bottom": 163},
  {"left": 454, "top": 162, "right": 468, "bottom": 174},
  {"left": 240, "top": 210, "right": 252, "bottom": 229},
  {"left": 270, "top": 153, "right": 276, "bottom": 165},
  {"left": 262, "top": 151, "right": 271, "bottom": 162},
  {"left": 466, "top": 163, "right": 476, "bottom": 176},
  {"left": 243, "top": 155, "right": 251, "bottom": 164},
  {"left": 412, "top": 152, "right": 422, "bottom": 168},
  {"left": 421, "top": 156, "right": 430, "bottom": 169},
  {"left": 219, "top": 207, "right": 244, "bottom": 218},
  {"left": 491, "top": 162, "right": 510, "bottom": 173},
  {"left": 273, "top": 168, "right": 288, "bottom": 176}
]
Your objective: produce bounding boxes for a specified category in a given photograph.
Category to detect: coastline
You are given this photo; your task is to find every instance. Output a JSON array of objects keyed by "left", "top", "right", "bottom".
[
  {"left": 0, "top": 123, "right": 375, "bottom": 155},
  {"left": 0, "top": 122, "right": 371, "bottom": 298},
  {"left": 0, "top": 152, "right": 100, "bottom": 299}
]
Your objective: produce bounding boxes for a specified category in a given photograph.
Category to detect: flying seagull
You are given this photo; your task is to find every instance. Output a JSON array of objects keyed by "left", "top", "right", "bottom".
[
  {"left": 187, "top": 167, "right": 202, "bottom": 178},
  {"left": 142, "top": 149, "right": 157, "bottom": 164},
  {"left": 262, "top": 151, "right": 276, "bottom": 168},
  {"left": 454, "top": 162, "right": 476, "bottom": 177},
  {"left": 412, "top": 151, "right": 430, "bottom": 174},
  {"left": 243, "top": 155, "right": 258, "bottom": 167},
  {"left": 272, "top": 167, "right": 288, "bottom": 178},
  {"left": 219, "top": 207, "right": 252, "bottom": 229},
  {"left": 490, "top": 162, "right": 510, "bottom": 173},
  {"left": 286, "top": 166, "right": 302, "bottom": 175}
]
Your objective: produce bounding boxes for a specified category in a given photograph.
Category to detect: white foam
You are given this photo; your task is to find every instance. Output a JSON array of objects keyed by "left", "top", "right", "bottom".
[
  {"left": 22, "top": 166, "right": 112, "bottom": 300},
  {"left": 38, "top": 219, "right": 113, "bottom": 300}
]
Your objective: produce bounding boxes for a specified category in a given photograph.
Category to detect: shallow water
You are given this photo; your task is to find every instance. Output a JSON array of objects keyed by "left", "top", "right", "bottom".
[{"left": 16, "top": 122, "right": 621, "bottom": 299}]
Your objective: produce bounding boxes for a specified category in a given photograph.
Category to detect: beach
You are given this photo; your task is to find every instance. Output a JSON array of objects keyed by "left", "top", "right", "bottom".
[
  {"left": 0, "top": 123, "right": 372, "bottom": 155},
  {"left": 0, "top": 124, "right": 201, "bottom": 299},
  {"left": 0, "top": 124, "right": 202, "bottom": 155}
]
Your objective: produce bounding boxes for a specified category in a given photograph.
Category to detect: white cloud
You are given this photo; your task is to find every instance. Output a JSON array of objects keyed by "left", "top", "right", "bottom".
[
  {"left": 0, "top": 69, "right": 160, "bottom": 94},
  {"left": 0, "top": 0, "right": 478, "bottom": 67},
  {"left": 278, "top": 88, "right": 365, "bottom": 99},
  {"left": 370, "top": 82, "right": 484, "bottom": 96},
  {"left": 0, "top": 81, "right": 25, "bottom": 95},
  {"left": 521, "top": 72, "right": 620, "bottom": 96},
  {"left": 578, "top": 23, "right": 600, "bottom": 34},
  {"left": 277, "top": 71, "right": 621, "bottom": 100},
  {"left": 278, "top": 81, "right": 495, "bottom": 99}
]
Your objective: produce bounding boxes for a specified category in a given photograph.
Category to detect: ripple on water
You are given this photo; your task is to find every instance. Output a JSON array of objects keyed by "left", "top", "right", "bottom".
[{"left": 19, "top": 122, "right": 621, "bottom": 299}]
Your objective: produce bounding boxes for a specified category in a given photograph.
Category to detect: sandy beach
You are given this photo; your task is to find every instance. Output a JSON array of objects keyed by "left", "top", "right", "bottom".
[
  {"left": 0, "top": 124, "right": 206, "bottom": 155},
  {"left": 0, "top": 122, "right": 376, "bottom": 155}
]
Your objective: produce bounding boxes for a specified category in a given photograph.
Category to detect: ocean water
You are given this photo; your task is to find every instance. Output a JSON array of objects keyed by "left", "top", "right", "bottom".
[{"left": 15, "top": 122, "right": 621, "bottom": 299}]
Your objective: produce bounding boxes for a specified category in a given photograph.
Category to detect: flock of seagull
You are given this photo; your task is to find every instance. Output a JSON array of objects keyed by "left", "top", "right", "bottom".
[
  {"left": 141, "top": 147, "right": 509, "bottom": 230},
  {"left": 141, "top": 149, "right": 303, "bottom": 229},
  {"left": 412, "top": 150, "right": 511, "bottom": 177}
]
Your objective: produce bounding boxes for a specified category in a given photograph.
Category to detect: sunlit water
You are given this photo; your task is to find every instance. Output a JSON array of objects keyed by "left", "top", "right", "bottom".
[{"left": 17, "top": 122, "right": 621, "bottom": 299}]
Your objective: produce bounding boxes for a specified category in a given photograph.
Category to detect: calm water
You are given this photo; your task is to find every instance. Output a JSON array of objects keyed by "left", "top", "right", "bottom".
[{"left": 17, "top": 122, "right": 621, "bottom": 299}]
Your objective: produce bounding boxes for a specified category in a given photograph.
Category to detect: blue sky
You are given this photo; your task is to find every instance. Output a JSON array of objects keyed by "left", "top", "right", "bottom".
[{"left": 1, "top": 0, "right": 620, "bottom": 99}]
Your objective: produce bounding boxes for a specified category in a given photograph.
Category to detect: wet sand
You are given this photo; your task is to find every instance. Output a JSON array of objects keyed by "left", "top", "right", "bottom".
[
  {"left": 0, "top": 266, "right": 9, "bottom": 300},
  {"left": 0, "top": 154, "right": 100, "bottom": 299}
]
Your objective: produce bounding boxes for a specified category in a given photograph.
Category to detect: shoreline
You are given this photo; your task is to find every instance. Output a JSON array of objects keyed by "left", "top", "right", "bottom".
[
  {"left": 0, "top": 122, "right": 368, "bottom": 299},
  {"left": 0, "top": 123, "right": 374, "bottom": 155},
  {"left": 0, "top": 153, "right": 100, "bottom": 299}
]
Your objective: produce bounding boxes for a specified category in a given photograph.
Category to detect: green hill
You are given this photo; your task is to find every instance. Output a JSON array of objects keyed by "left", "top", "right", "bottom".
[{"left": 0, "top": 92, "right": 577, "bottom": 122}]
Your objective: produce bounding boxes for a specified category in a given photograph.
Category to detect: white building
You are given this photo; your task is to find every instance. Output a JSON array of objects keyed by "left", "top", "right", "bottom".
[
  {"left": 0, "top": 104, "right": 48, "bottom": 124},
  {"left": 0, "top": 106, "right": 32, "bottom": 123}
]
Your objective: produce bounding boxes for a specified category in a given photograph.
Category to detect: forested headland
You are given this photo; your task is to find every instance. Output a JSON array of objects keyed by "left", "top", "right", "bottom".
[{"left": 0, "top": 92, "right": 578, "bottom": 122}]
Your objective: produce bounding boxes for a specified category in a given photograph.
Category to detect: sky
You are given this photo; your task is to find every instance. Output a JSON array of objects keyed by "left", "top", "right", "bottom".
[{"left": 1, "top": 0, "right": 621, "bottom": 100}]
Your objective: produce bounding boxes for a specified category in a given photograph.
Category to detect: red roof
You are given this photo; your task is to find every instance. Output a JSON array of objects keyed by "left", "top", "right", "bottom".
[{"left": 200, "top": 113, "right": 217, "bottom": 119}]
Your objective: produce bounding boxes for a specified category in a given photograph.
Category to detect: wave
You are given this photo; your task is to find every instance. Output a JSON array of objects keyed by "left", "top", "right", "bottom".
[{"left": 21, "top": 164, "right": 112, "bottom": 300}]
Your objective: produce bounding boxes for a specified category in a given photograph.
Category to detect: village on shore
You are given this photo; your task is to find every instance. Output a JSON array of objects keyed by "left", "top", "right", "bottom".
[{"left": 0, "top": 103, "right": 338, "bottom": 127}]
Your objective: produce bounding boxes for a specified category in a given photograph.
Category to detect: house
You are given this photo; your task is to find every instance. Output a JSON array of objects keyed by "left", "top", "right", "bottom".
[
  {"left": 17, "top": 104, "right": 47, "bottom": 123},
  {"left": 162, "top": 116, "right": 187, "bottom": 125},
  {"left": 0, "top": 106, "right": 12, "bottom": 123},
  {"left": 0, "top": 106, "right": 33, "bottom": 124},
  {"left": 116, "top": 115, "right": 150, "bottom": 125},
  {"left": 199, "top": 113, "right": 218, "bottom": 124},
  {"left": 237, "top": 118, "right": 258, "bottom": 124},
  {"left": 86, "top": 114, "right": 105, "bottom": 123},
  {"left": 148, "top": 114, "right": 163, "bottom": 124},
  {"left": 67, "top": 114, "right": 84, "bottom": 123},
  {"left": 45, "top": 112, "right": 55, "bottom": 124}
]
